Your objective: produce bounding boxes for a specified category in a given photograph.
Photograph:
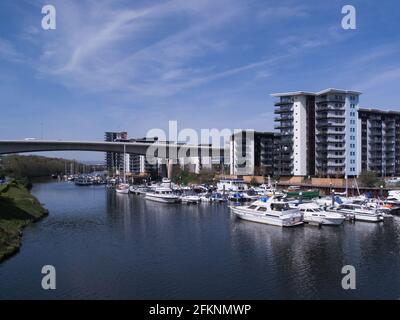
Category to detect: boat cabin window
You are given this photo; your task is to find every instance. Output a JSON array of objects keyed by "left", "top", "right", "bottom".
[
  {"left": 248, "top": 205, "right": 257, "bottom": 209},
  {"left": 257, "top": 207, "right": 267, "bottom": 212},
  {"left": 340, "top": 205, "right": 356, "bottom": 210},
  {"left": 271, "top": 203, "right": 290, "bottom": 211}
]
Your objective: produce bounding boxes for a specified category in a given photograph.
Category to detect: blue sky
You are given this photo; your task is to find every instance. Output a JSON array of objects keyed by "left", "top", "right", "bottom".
[{"left": 1, "top": 0, "right": 400, "bottom": 161}]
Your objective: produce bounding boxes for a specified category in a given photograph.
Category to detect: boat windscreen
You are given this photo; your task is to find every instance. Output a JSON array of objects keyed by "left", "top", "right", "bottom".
[{"left": 271, "top": 203, "right": 290, "bottom": 211}]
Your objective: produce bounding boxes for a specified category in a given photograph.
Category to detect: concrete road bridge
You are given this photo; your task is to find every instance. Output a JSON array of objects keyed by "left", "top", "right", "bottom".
[{"left": 0, "top": 140, "right": 228, "bottom": 177}]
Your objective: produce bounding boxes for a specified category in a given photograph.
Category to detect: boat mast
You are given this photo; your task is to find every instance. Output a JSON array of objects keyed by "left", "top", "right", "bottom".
[{"left": 123, "top": 144, "right": 126, "bottom": 184}]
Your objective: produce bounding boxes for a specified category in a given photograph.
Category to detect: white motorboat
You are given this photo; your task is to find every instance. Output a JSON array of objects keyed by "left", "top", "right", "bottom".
[
  {"left": 228, "top": 192, "right": 245, "bottom": 202},
  {"left": 297, "top": 203, "right": 345, "bottom": 225},
  {"left": 210, "top": 192, "right": 227, "bottom": 202},
  {"left": 242, "top": 190, "right": 260, "bottom": 201},
  {"left": 180, "top": 195, "right": 201, "bottom": 204},
  {"left": 388, "top": 189, "right": 400, "bottom": 200},
  {"left": 74, "top": 176, "right": 93, "bottom": 186},
  {"left": 253, "top": 186, "right": 284, "bottom": 197},
  {"left": 229, "top": 196, "right": 303, "bottom": 227},
  {"left": 331, "top": 202, "right": 384, "bottom": 222},
  {"left": 116, "top": 183, "right": 130, "bottom": 194},
  {"left": 200, "top": 194, "right": 211, "bottom": 202},
  {"left": 145, "top": 187, "right": 179, "bottom": 203},
  {"left": 350, "top": 198, "right": 395, "bottom": 217},
  {"left": 217, "top": 179, "right": 248, "bottom": 192}
]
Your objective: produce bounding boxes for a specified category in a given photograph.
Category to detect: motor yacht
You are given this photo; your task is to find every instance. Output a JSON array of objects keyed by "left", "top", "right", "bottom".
[
  {"left": 331, "top": 202, "right": 384, "bottom": 222},
  {"left": 180, "top": 194, "right": 201, "bottom": 204},
  {"left": 115, "top": 183, "right": 130, "bottom": 194},
  {"left": 229, "top": 196, "right": 303, "bottom": 227},
  {"left": 210, "top": 192, "right": 226, "bottom": 202},
  {"left": 145, "top": 187, "right": 179, "bottom": 203},
  {"left": 242, "top": 189, "right": 260, "bottom": 201},
  {"left": 297, "top": 202, "right": 345, "bottom": 225},
  {"left": 217, "top": 179, "right": 248, "bottom": 192},
  {"left": 228, "top": 192, "right": 245, "bottom": 202},
  {"left": 74, "top": 176, "right": 93, "bottom": 186}
]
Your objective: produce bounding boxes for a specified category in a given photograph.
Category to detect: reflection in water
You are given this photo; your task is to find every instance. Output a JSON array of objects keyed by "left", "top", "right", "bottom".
[{"left": 0, "top": 181, "right": 399, "bottom": 299}]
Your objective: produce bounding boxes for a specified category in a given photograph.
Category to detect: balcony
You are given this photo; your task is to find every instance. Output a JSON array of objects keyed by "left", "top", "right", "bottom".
[
  {"left": 368, "top": 129, "right": 382, "bottom": 136},
  {"left": 274, "top": 99, "right": 294, "bottom": 106},
  {"left": 316, "top": 96, "right": 345, "bottom": 104},
  {"left": 327, "top": 162, "right": 345, "bottom": 167},
  {"left": 275, "top": 106, "right": 293, "bottom": 113},
  {"left": 318, "top": 137, "right": 345, "bottom": 144},
  {"left": 368, "top": 122, "right": 382, "bottom": 129},
  {"left": 326, "top": 170, "right": 346, "bottom": 175},
  {"left": 327, "top": 154, "right": 345, "bottom": 159},
  {"left": 316, "top": 121, "right": 345, "bottom": 128},
  {"left": 274, "top": 123, "right": 294, "bottom": 130},
  {"left": 317, "top": 129, "right": 345, "bottom": 135},
  {"left": 274, "top": 115, "right": 294, "bottom": 122},
  {"left": 316, "top": 113, "right": 345, "bottom": 120}
]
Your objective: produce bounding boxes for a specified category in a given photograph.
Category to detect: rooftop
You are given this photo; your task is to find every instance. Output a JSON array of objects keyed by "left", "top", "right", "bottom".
[
  {"left": 358, "top": 107, "right": 400, "bottom": 115},
  {"left": 271, "top": 88, "right": 362, "bottom": 97}
]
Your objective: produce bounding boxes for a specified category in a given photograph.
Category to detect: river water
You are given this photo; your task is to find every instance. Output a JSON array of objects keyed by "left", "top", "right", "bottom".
[{"left": 0, "top": 180, "right": 400, "bottom": 299}]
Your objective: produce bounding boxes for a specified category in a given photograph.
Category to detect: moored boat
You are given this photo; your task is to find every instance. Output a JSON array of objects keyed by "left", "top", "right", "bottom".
[
  {"left": 229, "top": 196, "right": 303, "bottom": 227},
  {"left": 285, "top": 188, "right": 320, "bottom": 199},
  {"left": 180, "top": 194, "right": 201, "bottom": 204},
  {"left": 331, "top": 202, "right": 384, "bottom": 222},
  {"left": 297, "top": 202, "right": 345, "bottom": 225},
  {"left": 145, "top": 187, "right": 179, "bottom": 203},
  {"left": 115, "top": 183, "right": 130, "bottom": 194}
]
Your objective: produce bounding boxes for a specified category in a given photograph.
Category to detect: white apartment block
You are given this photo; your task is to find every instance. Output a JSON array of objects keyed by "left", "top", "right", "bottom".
[{"left": 272, "top": 88, "right": 362, "bottom": 177}]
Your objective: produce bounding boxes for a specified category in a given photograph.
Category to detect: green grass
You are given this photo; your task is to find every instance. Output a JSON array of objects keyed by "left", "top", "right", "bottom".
[{"left": 0, "top": 181, "right": 48, "bottom": 262}]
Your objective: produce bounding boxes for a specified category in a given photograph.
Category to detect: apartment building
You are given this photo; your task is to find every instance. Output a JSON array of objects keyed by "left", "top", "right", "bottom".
[
  {"left": 104, "top": 133, "right": 160, "bottom": 176},
  {"left": 230, "top": 130, "right": 277, "bottom": 176},
  {"left": 358, "top": 108, "right": 400, "bottom": 177},
  {"left": 272, "top": 92, "right": 316, "bottom": 176},
  {"left": 104, "top": 131, "right": 128, "bottom": 174},
  {"left": 272, "top": 88, "right": 361, "bottom": 178},
  {"left": 315, "top": 89, "right": 361, "bottom": 177}
]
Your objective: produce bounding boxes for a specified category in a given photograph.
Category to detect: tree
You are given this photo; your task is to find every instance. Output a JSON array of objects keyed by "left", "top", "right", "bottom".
[
  {"left": 358, "top": 171, "right": 385, "bottom": 188},
  {"left": 249, "top": 177, "right": 258, "bottom": 186}
]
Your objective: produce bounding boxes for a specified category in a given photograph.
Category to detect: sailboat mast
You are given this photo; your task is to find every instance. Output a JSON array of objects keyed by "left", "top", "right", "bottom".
[{"left": 123, "top": 144, "right": 126, "bottom": 184}]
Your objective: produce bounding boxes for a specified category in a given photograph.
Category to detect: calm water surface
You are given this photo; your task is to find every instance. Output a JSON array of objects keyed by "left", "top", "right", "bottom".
[{"left": 1, "top": 181, "right": 400, "bottom": 299}]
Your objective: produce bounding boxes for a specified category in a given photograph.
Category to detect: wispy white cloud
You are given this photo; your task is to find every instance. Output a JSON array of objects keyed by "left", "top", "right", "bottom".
[
  {"left": 34, "top": 0, "right": 242, "bottom": 95},
  {"left": 0, "top": 37, "right": 23, "bottom": 63},
  {"left": 355, "top": 67, "right": 400, "bottom": 91},
  {"left": 257, "top": 5, "right": 309, "bottom": 19},
  {"left": 25, "top": 0, "right": 362, "bottom": 98}
]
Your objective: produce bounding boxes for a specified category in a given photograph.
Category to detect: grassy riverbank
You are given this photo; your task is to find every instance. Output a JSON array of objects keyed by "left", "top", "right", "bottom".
[{"left": 0, "top": 181, "right": 48, "bottom": 262}]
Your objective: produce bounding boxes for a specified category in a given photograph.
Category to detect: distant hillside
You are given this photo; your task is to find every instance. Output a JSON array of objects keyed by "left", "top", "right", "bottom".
[{"left": 0, "top": 155, "right": 101, "bottom": 178}]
